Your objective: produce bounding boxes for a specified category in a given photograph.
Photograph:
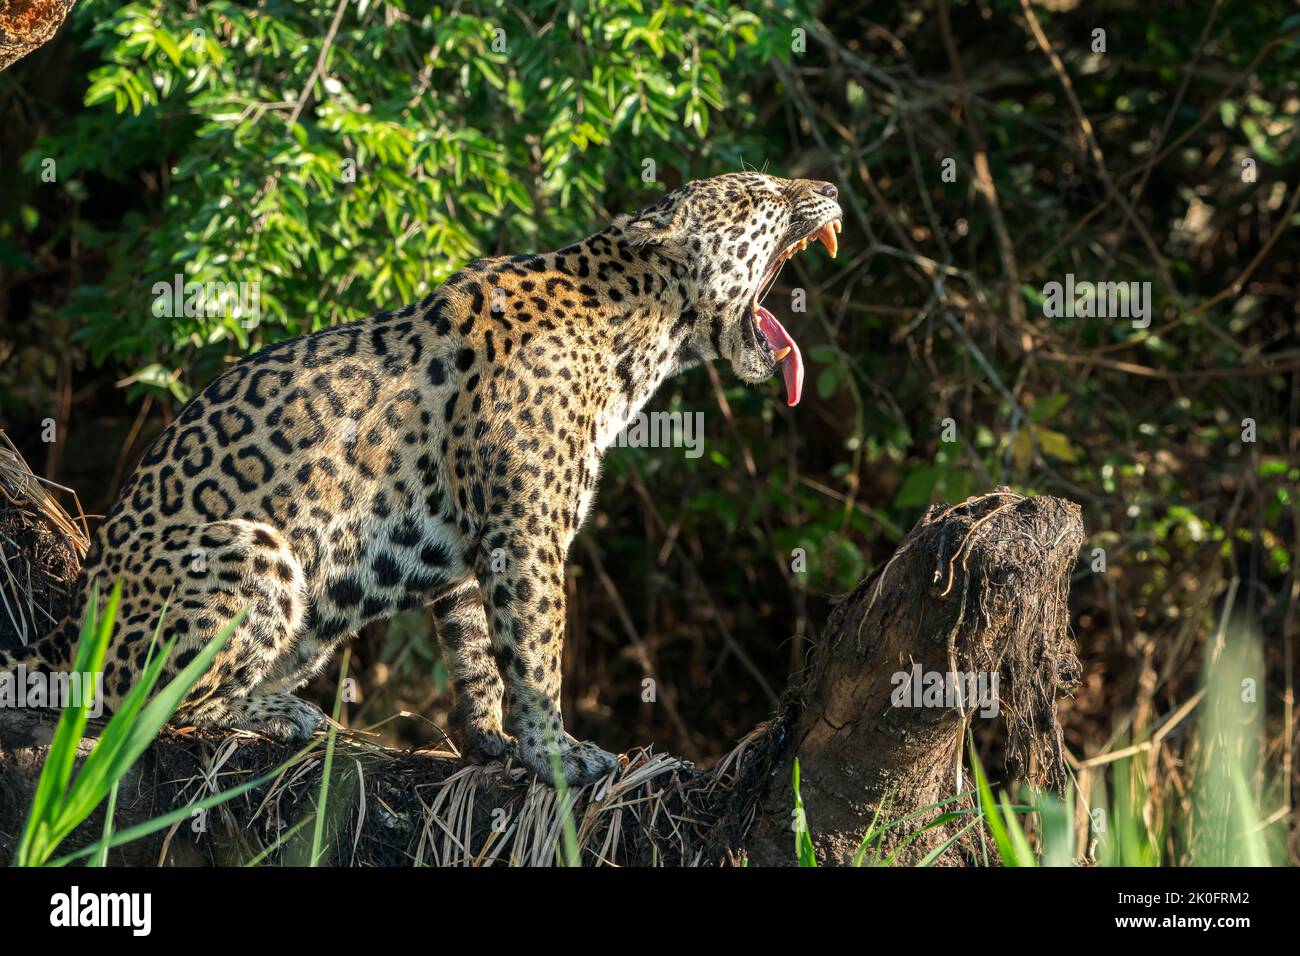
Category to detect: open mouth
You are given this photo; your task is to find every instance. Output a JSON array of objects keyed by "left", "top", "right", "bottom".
[{"left": 751, "top": 217, "right": 841, "bottom": 406}]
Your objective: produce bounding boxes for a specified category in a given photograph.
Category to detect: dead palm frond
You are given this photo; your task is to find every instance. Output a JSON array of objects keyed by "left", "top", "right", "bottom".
[{"left": 0, "top": 429, "right": 88, "bottom": 645}]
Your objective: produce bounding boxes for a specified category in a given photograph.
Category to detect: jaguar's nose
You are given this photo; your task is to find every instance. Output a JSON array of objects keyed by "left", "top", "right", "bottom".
[{"left": 812, "top": 181, "right": 838, "bottom": 201}]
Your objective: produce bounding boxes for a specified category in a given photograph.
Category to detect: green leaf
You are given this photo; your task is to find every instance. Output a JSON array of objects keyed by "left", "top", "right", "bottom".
[
  {"left": 894, "top": 466, "right": 943, "bottom": 509},
  {"left": 1035, "top": 427, "right": 1077, "bottom": 463}
]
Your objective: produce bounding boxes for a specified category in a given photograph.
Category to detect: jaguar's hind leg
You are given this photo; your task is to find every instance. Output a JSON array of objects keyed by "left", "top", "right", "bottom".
[
  {"left": 166, "top": 520, "right": 324, "bottom": 742},
  {"left": 432, "top": 580, "right": 512, "bottom": 761}
]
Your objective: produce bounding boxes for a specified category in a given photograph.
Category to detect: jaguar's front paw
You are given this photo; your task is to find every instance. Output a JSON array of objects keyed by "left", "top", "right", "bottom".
[{"left": 519, "top": 734, "right": 621, "bottom": 788}]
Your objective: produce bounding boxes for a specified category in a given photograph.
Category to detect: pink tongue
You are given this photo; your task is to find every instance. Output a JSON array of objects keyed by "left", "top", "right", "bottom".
[{"left": 754, "top": 305, "right": 804, "bottom": 406}]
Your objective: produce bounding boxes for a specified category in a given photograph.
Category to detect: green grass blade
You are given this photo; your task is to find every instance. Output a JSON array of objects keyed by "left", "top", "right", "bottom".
[
  {"left": 792, "top": 758, "right": 817, "bottom": 866},
  {"left": 92, "top": 781, "right": 119, "bottom": 868},
  {"left": 881, "top": 810, "right": 981, "bottom": 866},
  {"left": 47, "top": 635, "right": 179, "bottom": 840},
  {"left": 917, "top": 816, "right": 984, "bottom": 867},
  {"left": 545, "top": 725, "right": 582, "bottom": 867},
  {"left": 1035, "top": 787, "right": 1075, "bottom": 867},
  {"left": 998, "top": 791, "right": 1037, "bottom": 866},
  {"left": 247, "top": 813, "right": 316, "bottom": 867},
  {"left": 310, "top": 649, "right": 349, "bottom": 867},
  {"left": 969, "top": 742, "right": 1021, "bottom": 866},
  {"left": 851, "top": 790, "right": 891, "bottom": 866}
]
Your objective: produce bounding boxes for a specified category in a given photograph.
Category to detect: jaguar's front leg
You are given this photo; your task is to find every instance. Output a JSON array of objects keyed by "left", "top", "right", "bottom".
[{"left": 475, "top": 531, "right": 620, "bottom": 787}]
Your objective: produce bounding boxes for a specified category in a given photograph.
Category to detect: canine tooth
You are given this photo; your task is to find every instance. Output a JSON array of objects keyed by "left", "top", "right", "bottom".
[
  {"left": 833, "top": 218, "right": 842, "bottom": 234},
  {"left": 773, "top": 346, "right": 791, "bottom": 362},
  {"left": 818, "top": 223, "right": 838, "bottom": 258}
]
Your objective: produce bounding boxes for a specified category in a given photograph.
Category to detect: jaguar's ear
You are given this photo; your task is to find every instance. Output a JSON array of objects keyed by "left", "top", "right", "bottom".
[{"left": 621, "top": 200, "right": 690, "bottom": 247}]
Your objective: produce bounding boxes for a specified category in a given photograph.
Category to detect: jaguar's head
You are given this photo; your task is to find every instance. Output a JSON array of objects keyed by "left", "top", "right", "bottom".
[{"left": 618, "top": 171, "right": 843, "bottom": 406}]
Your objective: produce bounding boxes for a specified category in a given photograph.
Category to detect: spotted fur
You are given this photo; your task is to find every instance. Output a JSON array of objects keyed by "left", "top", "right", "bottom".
[{"left": 3, "top": 173, "right": 842, "bottom": 785}]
